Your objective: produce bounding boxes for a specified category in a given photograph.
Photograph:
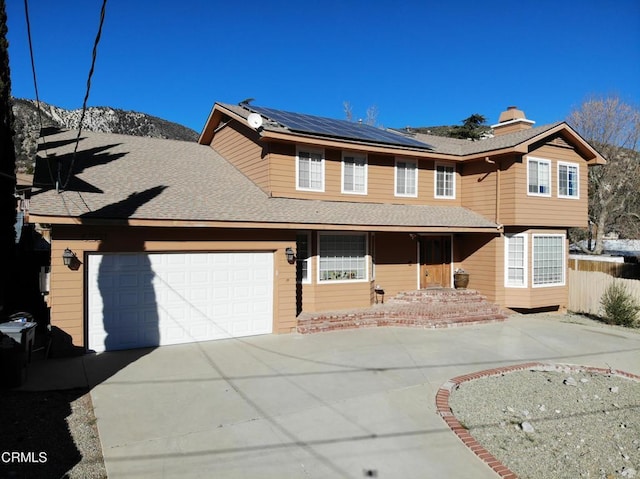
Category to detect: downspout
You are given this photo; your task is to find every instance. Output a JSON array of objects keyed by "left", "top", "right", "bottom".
[
  {"left": 495, "top": 161, "right": 501, "bottom": 225},
  {"left": 485, "top": 156, "right": 500, "bottom": 224}
]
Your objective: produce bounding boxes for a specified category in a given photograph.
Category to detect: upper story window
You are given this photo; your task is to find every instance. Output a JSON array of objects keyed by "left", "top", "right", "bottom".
[
  {"left": 558, "top": 162, "right": 579, "bottom": 199},
  {"left": 296, "top": 147, "right": 324, "bottom": 191},
  {"left": 527, "top": 157, "right": 551, "bottom": 196},
  {"left": 342, "top": 153, "right": 367, "bottom": 194},
  {"left": 395, "top": 159, "right": 417, "bottom": 197},
  {"left": 435, "top": 163, "right": 456, "bottom": 199},
  {"left": 532, "top": 234, "right": 565, "bottom": 287}
]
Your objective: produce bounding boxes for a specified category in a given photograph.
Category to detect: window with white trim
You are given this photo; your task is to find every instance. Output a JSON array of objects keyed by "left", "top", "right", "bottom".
[
  {"left": 297, "top": 148, "right": 324, "bottom": 191},
  {"left": 532, "top": 234, "right": 565, "bottom": 286},
  {"left": 395, "top": 159, "right": 417, "bottom": 197},
  {"left": 527, "top": 157, "right": 551, "bottom": 196},
  {"left": 342, "top": 153, "right": 367, "bottom": 194},
  {"left": 435, "top": 163, "right": 455, "bottom": 198},
  {"left": 296, "top": 233, "right": 311, "bottom": 284},
  {"left": 318, "top": 233, "right": 367, "bottom": 282},
  {"left": 504, "top": 234, "right": 527, "bottom": 287},
  {"left": 558, "top": 162, "right": 579, "bottom": 198}
]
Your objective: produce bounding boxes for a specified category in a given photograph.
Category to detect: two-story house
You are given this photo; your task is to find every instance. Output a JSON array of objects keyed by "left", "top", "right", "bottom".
[{"left": 28, "top": 103, "right": 605, "bottom": 352}]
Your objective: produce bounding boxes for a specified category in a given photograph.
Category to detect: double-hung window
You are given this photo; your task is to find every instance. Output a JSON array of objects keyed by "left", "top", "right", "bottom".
[
  {"left": 532, "top": 234, "right": 565, "bottom": 287},
  {"left": 527, "top": 157, "right": 551, "bottom": 196},
  {"left": 318, "top": 233, "right": 367, "bottom": 282},
  {"left": 297, "top": 148, "right": 324, "bottom": 191},
  {"left": 504, "top": 234, "right": 527, "bottom": 287},
  {"left": 558, "top": 162, "right": 579, "bottom": 198},
  {"left": 395, "top": 159, "right": 417, "bottom": 197},
  {"left": 435, "top": 163, "right": 455, "bottom": 199},
  {"left": 342, "top": 154, "right": 367, "bottom": 194}
]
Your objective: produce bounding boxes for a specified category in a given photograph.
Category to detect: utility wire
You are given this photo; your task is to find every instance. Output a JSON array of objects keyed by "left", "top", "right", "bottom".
[
  {"left": 23, "top": 0, "right": 56, "bottom": 188},
  {"left": 60, "top": 0, "right": 108, "bottom": 191}
]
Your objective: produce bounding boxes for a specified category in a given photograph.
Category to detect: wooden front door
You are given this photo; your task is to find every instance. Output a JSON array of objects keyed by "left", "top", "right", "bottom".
[{"left": 420, "top": 236, "right": 452, "bottom": 288}]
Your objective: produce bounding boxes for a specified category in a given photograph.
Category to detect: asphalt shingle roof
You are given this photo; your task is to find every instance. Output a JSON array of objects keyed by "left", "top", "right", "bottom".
[
  {"left": 30, "top": 129, "right": 497, "bottom": 229},
  {"left": 411, "top": 122, "right": 564, "bottom": 156}
]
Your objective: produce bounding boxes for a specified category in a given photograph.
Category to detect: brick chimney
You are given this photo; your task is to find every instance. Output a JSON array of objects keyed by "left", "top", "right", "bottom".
[{"left": 491, "top": 106, "right": 535, "bottom": 136}]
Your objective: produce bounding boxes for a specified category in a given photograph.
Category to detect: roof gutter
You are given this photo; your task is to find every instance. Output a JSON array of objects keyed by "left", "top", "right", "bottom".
[
  {"left": 259, "top": 130, "right": 461, "bottom": 160},
  {"left": 28, "top": 214, "right": 500, "bottom": 233}
]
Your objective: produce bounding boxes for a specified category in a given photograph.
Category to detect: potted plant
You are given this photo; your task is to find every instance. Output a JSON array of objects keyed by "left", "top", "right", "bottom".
[{"left": 453, "top": 268, "right": 469, "bottom": 289}]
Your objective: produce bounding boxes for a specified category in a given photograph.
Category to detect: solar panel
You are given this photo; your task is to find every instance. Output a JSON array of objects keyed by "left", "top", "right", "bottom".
[{"left": 249, "top": 105, "right": 432, "bottom": 150}]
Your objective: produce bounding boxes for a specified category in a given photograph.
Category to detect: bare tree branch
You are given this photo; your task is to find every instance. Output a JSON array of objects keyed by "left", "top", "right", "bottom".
[{"left": 567, "top": 95, "right": 640, "bottom": 253}]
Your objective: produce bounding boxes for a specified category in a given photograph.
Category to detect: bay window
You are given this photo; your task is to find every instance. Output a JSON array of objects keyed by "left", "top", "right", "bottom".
[
  {"left": 532, "top": 234, "right": 565, "bottom": 286},
  {"left": 505, "top": 234, "right": 527, "bottom": 287}
]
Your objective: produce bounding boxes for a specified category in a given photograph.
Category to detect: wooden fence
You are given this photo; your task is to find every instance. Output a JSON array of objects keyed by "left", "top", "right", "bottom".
[
  {"left": 569, "top": 255, "right": 640, "bottom": 279},
  {"left": 569, "top": 269, "right": 640, "bottom": 316}
]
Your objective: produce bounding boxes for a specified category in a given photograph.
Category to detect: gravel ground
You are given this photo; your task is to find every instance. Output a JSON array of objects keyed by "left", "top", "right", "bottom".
[
  {"left": 449, "top": 366, "right": 640, "bottom": 479},
  {"left": 0, "top": 389, "right": 106, "bottom": 478}
]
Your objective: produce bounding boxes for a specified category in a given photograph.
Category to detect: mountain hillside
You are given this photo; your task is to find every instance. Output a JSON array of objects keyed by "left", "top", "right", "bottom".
[{"left": 12, "top": 98, "right": 199, "bottom": 173}]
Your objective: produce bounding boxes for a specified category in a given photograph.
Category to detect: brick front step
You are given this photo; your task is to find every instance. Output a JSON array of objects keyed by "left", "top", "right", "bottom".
[{"left": 297, "top": 289, "right": 509, "bottom": 334}]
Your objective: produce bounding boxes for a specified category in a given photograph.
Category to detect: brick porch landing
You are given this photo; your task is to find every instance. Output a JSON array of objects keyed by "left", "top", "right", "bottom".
[{"left": 297, "top": 288, "right": 509, "bottom": 334}]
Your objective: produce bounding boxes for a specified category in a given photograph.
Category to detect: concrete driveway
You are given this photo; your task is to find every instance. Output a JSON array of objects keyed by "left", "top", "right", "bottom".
[{"left": 77, "top": 315, "right": 640, "bottom": 478}]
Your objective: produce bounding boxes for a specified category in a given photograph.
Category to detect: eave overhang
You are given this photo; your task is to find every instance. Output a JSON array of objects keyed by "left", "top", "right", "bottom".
[
  {"left": 460, "top": 124, "right": 607, "bottom": 165},
  {"left": 28, "top": 214, "right": 501, "bottom": 234}
]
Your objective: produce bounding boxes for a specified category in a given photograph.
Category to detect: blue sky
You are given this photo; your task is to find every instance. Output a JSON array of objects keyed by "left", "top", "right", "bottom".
[{"left": 6, "top": 0, "right": 640, "bottom": 133}]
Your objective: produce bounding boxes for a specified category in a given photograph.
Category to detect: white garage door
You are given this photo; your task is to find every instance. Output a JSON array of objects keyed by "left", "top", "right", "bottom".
[{"left": 87, "top": 252, "right": 274, "bottom": 352}]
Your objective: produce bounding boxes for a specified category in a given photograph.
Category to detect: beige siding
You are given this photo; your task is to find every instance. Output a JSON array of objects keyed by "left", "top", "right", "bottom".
[
  {"left": 505, "top": 285, "right": 568, "bottom": 310},
  {"left": 498, "top": 156, "right": 519, "bottom": 224},
  {"left": 458, "top": 234, "right": 501, "bottom": 303},
  {"left": 461, "top": 160, "right": 498, "bottom": 222},
  {"left": 506, "top": 143, "right": 589, "bottom": 227},
  {"left": 268, "top": 143, "right": 462, "bottom": 205},
  {"left": 49, "top": 226, "right": 297, "bottom": 348},
  {"left": 211, "top": 122, "right": 269, "bottom": 192},
  {"left": 374, "top": 233, "right": 419, "bottom": 297},
  {"left": 302, "top": 281, "right": 373, "bottom": 312}
]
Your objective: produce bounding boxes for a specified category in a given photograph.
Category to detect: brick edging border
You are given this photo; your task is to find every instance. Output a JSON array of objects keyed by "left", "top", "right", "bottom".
[{"left": 435, "top": 362, "right": 640, "bottom": 479}]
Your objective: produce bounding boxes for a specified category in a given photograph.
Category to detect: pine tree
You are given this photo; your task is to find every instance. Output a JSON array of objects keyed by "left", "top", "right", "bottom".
[
  {"left": 0, "top": 0, "right": 17, "bottom": 315},
  {"left": 447, "top": 114, "right": 488, "bottom": 141}
]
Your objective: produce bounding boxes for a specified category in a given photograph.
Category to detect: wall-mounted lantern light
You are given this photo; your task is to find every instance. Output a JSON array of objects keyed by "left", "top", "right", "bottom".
[
  {"left": 285, "top": 247, "right": 296, "bottom": 264},
  {"left": 62, "top": 248, "right": 76, "bottom": 267}
]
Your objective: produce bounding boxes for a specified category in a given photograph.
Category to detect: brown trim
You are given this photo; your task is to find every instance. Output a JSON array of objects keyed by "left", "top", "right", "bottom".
[
  {"left": 259, "top": 131, "right": 453, "bottom": 159},
  {"left": 30, "top": 214, "right": 500, "bottom": 233}
]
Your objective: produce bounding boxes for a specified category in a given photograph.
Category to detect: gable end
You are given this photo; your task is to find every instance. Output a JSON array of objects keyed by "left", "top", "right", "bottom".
[{"left": 547, "top": 135, "right": 574, "bottom": 150}]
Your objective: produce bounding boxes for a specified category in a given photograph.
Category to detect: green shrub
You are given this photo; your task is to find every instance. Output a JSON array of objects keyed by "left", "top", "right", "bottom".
[{"left": 600, "top": 281, "right": 640, "bottom": 327}]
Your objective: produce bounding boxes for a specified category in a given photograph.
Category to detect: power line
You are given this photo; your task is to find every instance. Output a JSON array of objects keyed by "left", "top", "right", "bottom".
[
  {"left": 60, "top": 0, "right": 108, "bottom": 191},
  {"left": 23, "top": 0, "right": 56, "bottom": 188}
]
